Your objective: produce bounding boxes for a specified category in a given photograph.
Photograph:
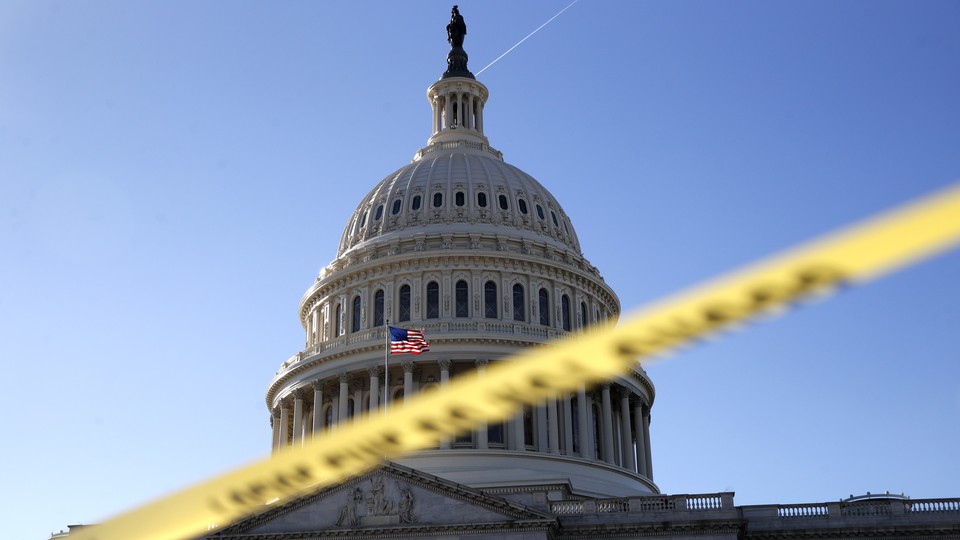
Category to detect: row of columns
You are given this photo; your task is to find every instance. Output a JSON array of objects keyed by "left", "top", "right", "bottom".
[
  {"left": 270, "top": 362, "right": 652, "bottom": 479},
  {"left": 433, "top": 90, "right": 484, "bottom": 133}
]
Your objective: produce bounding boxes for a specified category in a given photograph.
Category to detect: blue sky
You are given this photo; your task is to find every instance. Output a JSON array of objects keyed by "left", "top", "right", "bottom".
[{"left": 1, "top": 1, "right": 958, "bottom": 538}]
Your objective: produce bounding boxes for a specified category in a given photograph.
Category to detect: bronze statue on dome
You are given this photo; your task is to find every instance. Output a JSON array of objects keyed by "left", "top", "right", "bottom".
[{"left": 447, "top": 5, "right": 466, "bottom": 48}]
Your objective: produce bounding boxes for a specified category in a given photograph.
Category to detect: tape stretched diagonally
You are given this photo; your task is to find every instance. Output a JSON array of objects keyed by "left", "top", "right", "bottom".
[{"left": 72, "top": 182, "right": 960, "bottom": 540}]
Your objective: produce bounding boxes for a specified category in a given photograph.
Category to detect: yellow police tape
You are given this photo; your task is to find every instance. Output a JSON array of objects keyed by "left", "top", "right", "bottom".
[{"left": 73, "top": 183, "right": 960, "bottom": 540}]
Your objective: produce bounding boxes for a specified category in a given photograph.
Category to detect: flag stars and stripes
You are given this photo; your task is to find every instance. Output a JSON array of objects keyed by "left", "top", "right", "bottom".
[{"left": 389, "top": 327, "right": 430, "bottom": 355}]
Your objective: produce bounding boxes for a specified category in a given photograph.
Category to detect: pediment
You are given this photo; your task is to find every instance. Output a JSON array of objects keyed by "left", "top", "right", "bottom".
[{"left": 209, "top": 462, "right": 554, "bottom": 537}]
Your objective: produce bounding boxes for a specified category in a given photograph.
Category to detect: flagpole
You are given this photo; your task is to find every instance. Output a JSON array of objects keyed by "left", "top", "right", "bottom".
[{"left": 383, "top": 319, "right": 389, "bottom": 416}]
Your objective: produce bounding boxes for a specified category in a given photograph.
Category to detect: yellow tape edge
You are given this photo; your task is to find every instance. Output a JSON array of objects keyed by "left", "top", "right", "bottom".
[{"left": 73, "top": 183, "right": 960, "bottom": 540}]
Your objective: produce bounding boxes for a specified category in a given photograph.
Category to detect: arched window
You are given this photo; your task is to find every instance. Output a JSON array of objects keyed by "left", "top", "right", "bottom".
[
  {"left": 592, "top": 403, "right": 602, "bottom": 459},
  {"left": 488, "top": 422, "right": 505, "bottom": 446},
  {"left": 455, "top": 191, "right": 465, "bottom": 206},
  {"left": 352, "top": 295, "right": 361, "bottom": 332},
  {"left": 477, "top": 192, "right": 487, "bottom": 207},
  {"left": 411, "top": 195, "right": 422, "bottom": 211},
  {"left": 518, "top": 198, "right": 528, "bottom": 214},
  {"left": 358, "top": 211, "right": 367, "bottom": 228},
  {"left": 581, "top": 302, "right": 588, "bottom": 330},
  {"left": 538, "top": 288, "right": 550, "bottom": 326},
  {"left": 455, "top": 280, "right": 469, "bottom": 318},
  {"left": 375, "top": 204, "right": 384, "bottom": 221},
  {"left": 551, "top": 210, "right": 559, "bottom": 227},
  {"left": 498, "top": 194, "right": 509, "bottom": 210},
  {"left": 561, "top": 294, "right": 571, "bottom": 331},
  {"left": 398, "top": 284, "right": 411, "bottom": 322},
  {"left": 484, "top": 280, "right": 497, "bottom": 318},
  {"left": 373, "top": 289, "right": 384, "bottom": 326},
  {"left": 433, "top": 192, "right": 443, "bottom": 208},
  {"left": 426, "top": 281, "right": 440, "bottom": 319},
  {"left": 335, "top": 304, "right": 343, "bottom": 336},
  {"left": 536, "top": 204, "right": 545, "bottom": 220},
  {"left": 512, "top": 284, "right": 525, "bottom": 322},
  {"left": 391, "top": 199, "right": 402, "bottom": 215}
]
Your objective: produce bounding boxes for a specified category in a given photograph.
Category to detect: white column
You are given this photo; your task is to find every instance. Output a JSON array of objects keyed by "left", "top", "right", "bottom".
[
  {"left": 619, "top": 392, "right": 635, "bottom": 472},
  {"left": 510, "top": 412, "right": 525, "bottom": 451},
  {"left": 600, "top": 384, "right": 615, "bottom": 464},
  {"left": 439, "top": 360, "right": 452, "bottom": 450},
  {"left": 338, "top": 374, "right": 349, "bottom": 424},
  {"left": 312, "top": 381, "right": 323, "bottom": 439},
  {"left": 445, "top": 94, "right": 453, "bottom": 129},
  {"left": 271, "top": 410, "right": 280, "bottom": 453},
  {"left": 633, "top": 399, "right": 648, "bottom": 477},
  {"left": 278, "top": 402, "right": 290, "bottom": 451},
  {"left": 352, "top": 379, "right": 364, "bottom": 423},
  {"left": 643, "top": 407, "right": 654, "bottom": 480},
  {"left": 456, "top": 92, "right": 463, "bottom": 127},
  {"left": 547, "top": 395, "right": 560, "bottom": 454},
  {"left": 536, "top": 403, "right": 548, "bottom": 452},
  {"left": 577, "top": 385, "right": 590, "bottom": 458},
  {"left": 292, "top": 390, "right": 305, "bottom": 447},
  {"left": 402, "top": 361, "right": 415, "bottom": 398},
  {"left": 466, "top": 94, "right": 474, "bottom": 129},
  {"left": 476, "top": 101, "right": 484, "bottom": 132},
  {"left": 368, "top": 367, "right": 380, "bottom": 413},
  {"left": 475, "top": 360, "right": 489, "bottom": 449},
  {"left": 562, "top": 393, "right": 574, "bottom": 455}
]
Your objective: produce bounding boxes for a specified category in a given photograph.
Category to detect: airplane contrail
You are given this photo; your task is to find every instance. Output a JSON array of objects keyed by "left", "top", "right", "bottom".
[{"left": 476, "top": 0, "right": 579, "bottom": 76}]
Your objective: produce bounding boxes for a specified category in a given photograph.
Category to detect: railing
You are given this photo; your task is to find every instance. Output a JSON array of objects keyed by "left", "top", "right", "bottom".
[
  {"left": 275, "top": 321, "right": 564, "bottom": 374},
  {"left": 597, "top": 498, "right": 630, "bottom": 513},
  {"left": 840, "top": 501, "right": 893, "bottom": 517},
  {"left": 549, "top": 493, "right": 729, "bottom": 517},
  {"left": 778, "top": 504, "right": 829, "bottom": 518},
  {"left": 908, "top": 499, "right": 960, "bottom": 513},
  {"left": 550, "top": 500, "right": 584, "bottom": 516}
]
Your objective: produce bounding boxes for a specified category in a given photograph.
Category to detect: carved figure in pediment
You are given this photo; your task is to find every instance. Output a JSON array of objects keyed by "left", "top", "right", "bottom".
[
  {"left": 367, "top": 476, "right": 395, "bottom": 516},
  {"left": 336, "top": 487, "right": 363, "bottom": 527},
  {"left": 397, "top": 481, "right": 416, "bottom": 523}
]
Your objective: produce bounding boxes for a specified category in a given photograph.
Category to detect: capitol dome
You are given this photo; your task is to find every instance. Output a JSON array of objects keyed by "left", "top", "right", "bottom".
[{"left": 266, "top": 8, "right": 657, "bottom": 500}]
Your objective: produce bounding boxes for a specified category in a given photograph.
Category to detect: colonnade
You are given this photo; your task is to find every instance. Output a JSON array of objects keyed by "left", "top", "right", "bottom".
[
  {"left": 432, "top": 89, "right": 484, "bottom": 133},
  {"left": 270, "top": 359, "right": 653, "bottom": 480}
]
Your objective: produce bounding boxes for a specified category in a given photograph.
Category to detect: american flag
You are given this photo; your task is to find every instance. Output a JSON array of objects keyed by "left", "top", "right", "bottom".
[{"left": 389, "top": 326, "right": 430, "bottom": 354}]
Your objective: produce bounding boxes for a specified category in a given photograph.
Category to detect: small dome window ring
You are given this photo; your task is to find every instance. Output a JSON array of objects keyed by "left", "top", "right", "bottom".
[
  {"left": 391, "top": 199, "right": 403, "bottom": 215},
  {"left": 477, "top": 192, "right": 488, "bottom": 207},
  {"left": 551, "top": 210, "right": 559, "bottom": 227},
  {"left": 498, "top": 194, "right": 509, "bottom": 210},
  {"left": 536, "top": 204, "right": 545, "bottom": 220},
  {"left": 433, "top": 192, "right": 443, "bottom": 208},
  {"left": 411, "top": 194, "right": 422, "bottom": 211},
  {"left": 375, "top": 204, "right": 384, "bottom": 221},
  {"left": 455, "top": 191, "right": 465, "bottom": 207},
  {"left": 518, "top": 198, "right": 528, "bottom": 215},
  {"left": 359, "top": 211, "right": 367, "bottom": 228}
]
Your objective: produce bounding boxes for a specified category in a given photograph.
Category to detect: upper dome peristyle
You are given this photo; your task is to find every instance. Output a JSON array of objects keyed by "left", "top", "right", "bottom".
[{"left": 337, "top": 41, "right": 581, "bottom": 260}]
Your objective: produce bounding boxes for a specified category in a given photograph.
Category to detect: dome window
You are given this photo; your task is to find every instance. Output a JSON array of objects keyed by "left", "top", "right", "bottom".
[
  {"left": 359, "top": 211, "right": 367, "bottom": 228},
  {"left": 411, "top": 195, "right": 422, "bottom": 211},
  {"left": 455, "top": 191, "right": 465, "bottom": 207},
  {"left": 538, "top": 288, "right": 550, "bottom": 326},
  {"left": 375, "top": 205, "right": 384, "bottom": 221},
  {"left": 551, "top": 210, "right": 559, "bottom": 227},
  {"left": 398, "top": 284, "right": 411, "bottom": 322},
  {"left": 477, "top": 192, "right": 487, "bottom": 207},
  {"left": 512, "top": 284, "right": 525, "bottom": 322},
  {"left": 352, "top": 295, "right": 362, "bottom": 332},
  {"left": 373, "top": 290, "right": 385, "bottom": 326},
  {"left": 455, "top": 280, "right": 469, "bottom": 318},
  {"left": 581, "top": 301, "right": 588, "bottom": 330},
  {"left": 561, "top": 294, "right": 572, "bottom": 331},
  {"left": 392, "top": 199, "right": 402, "bottom": 215},
  {"left": 433, "top": 192, "right": 443, "bottom": 208},
  {"left": 536, "top": 204, "right": 545, "bottom": 220},
  {"left": 484, "top": 280, "right": 497, "bottom": 318},
  {"left": 498, "top": 194, "right": 509, "bottom": 210},
  {"left": 518, "top": 198, "right": 528, "bottom": 214},
  {"left": 426, "top": 281, "right": 440, "bottom": 319}
]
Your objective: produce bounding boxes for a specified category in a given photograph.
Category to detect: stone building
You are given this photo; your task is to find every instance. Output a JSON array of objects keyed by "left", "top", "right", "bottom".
[{"left": 50, "top": 7, "right": 960, "bottom": 540}]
